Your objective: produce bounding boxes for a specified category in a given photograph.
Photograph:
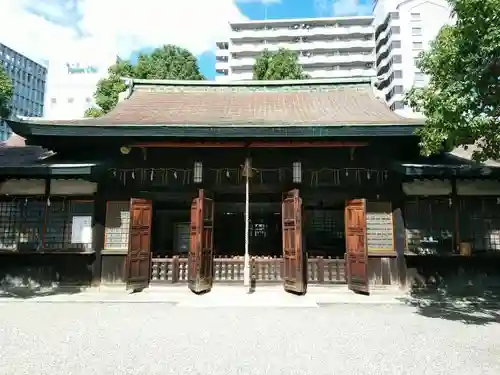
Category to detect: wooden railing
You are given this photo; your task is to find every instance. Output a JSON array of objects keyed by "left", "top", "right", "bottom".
[{"left": 150, "top": 256, "right": 346, "bottom": 284}]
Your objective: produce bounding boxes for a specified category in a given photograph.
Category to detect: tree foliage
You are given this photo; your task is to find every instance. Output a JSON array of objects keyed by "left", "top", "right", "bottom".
[
  {"left": 0, "top": 66, "right": 13, "bottom": 119},
  {"left": 406, "top": 0, "right": 500, "bottom": 161},
  {"left": 85, "top": 45, "right": 204, "bottom": 118},
  {"left": 253, "top": 48, "right": 309, "bottom": 80}
]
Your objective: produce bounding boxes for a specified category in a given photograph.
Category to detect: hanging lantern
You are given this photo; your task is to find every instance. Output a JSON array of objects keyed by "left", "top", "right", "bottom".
[
  {"left": 292, "top": 161, "right": 302, "bottom": 183},
  {"left": 194, "top": 161, "right": 203, "bottom": 183},
  {"left": 120, "top": 146, "right": 131, "bottom": 155},
  {"left": 241, "top": 158, "right": 253, "bottom": 178}
]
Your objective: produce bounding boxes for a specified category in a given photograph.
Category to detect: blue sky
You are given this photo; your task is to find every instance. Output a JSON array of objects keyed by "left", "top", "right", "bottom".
[
  {"left": 198, "top": 0, "right": 373, "bottom": 79},
  {"left": 1, "top": 0, "right": 372, "bottom": 81}
]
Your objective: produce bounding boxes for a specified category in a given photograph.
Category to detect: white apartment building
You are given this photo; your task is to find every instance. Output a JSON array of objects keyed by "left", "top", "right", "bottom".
[
  {"left": 44, "top": 49, "right": 117, "bottom": 120},
  {"left": 216, "top": 16, "right": 376, "bottom": 81},
  {"left": 373, "top": 0, "right": 453, "bottom": 112}
]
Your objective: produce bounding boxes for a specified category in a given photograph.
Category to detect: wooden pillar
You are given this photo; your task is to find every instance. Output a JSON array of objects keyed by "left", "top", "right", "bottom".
[
  {"left": 451, "top": 177, "right": 459, "bottom": 253},
  {"left": 41, "top": 177, "right": 51, "bottom": 248},
  {"left": 91, "top": 182, "right": 106, "bottom": 286},
  {"left": 392, "top": 174, "right": 408, "bottom": 287}
]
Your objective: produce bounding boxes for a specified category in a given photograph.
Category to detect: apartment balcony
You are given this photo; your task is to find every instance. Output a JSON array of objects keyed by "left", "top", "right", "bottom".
[
  {"left": 230, "top": 71, "right": 254, "bottom": 81},
  {"left": 215, "top": 75, "right": 230, "bottom": 81},
  {"left": 230, "top": 54, "right": 374, "bottom": 69},
  {"left": 216, "top": 49, "right": 229, "bottom": 57},
  {"left": 301, "top": 54, "right": 374, "bottom": 66},
  {"left": 216, "top": 41, "right": 229, "bottom": 49},
  {"left": 215, "top": 67, "right": 229, "bottom": 75},
  {"left": 215, "top": 61, "right": 229, "bottom": 71},
  {"left": 230, "top": 40, "right": 374, "bottom": 53},
  {"left": 230, "top": 68, "right": 376, "bottom": 81},
  {"left": 230, "top": 25, "right": 373, "bottom": 41},
  {"left": 306, "top": 69, "right": 376, "bottom": 79}
]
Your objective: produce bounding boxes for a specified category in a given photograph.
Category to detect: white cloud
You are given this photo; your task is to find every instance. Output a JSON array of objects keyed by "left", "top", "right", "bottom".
[
  {"left": 235, "top": 0, "right": 281, "bottom": 4},
  {"left": 0, "top": 0, "right": 247, "bottom": 64},
  {"left": 332, "top": 0, "right": 372, "bottom": 16},
  {"left": 314, "top": 0, "right": 330, "bottom": 16}
]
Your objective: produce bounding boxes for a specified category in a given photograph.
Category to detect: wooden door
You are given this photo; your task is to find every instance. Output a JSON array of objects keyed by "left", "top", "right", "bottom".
[
  {"left": 345, "top": 199, "right": 369, "bottom": 294},
  {"left": 282, "top": 189, "right": 307, "bottom": 294},
  {"left": 126, "top": 198, "right": 152, "bottom": 291},
  {"left": 188, "top": 189, "right": 214, "bottom": 293}
]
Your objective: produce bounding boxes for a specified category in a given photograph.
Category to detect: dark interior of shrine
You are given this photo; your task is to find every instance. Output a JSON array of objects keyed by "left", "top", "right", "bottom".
[
  {"left": 102, "top": 144, "right": 408, "bottom": 259},
  {"left": 149, "top": 192, "right": 348, "bottom": 259}
]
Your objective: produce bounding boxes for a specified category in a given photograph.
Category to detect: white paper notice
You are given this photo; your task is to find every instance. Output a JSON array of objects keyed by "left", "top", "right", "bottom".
[{"left": 71, "top": 216, "right": 93, "bottom": 244}]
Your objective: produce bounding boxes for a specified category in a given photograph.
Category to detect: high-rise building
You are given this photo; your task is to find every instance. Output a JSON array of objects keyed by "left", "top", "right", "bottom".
[
  {"left": 216, "top": 16, "right": 375, "bottom": 81},
  {"left": 43, "top": 46, "right": 117, "bottom": 120},
  {"left": 0, "top": 43, "right": 47, "bottom": 141},
  {"left": 373, "top": 0, "right": 453, "bottom": 112}
]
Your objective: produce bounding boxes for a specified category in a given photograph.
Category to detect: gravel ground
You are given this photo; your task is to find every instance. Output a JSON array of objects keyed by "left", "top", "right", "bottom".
[{"left": 0, "top": 303, "right": 498, "bottom": 375}]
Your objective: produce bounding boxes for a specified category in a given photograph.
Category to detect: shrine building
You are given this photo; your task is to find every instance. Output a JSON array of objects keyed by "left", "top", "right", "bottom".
[{"left": 1, "top": 77, "right": 500, "bottom": 295}]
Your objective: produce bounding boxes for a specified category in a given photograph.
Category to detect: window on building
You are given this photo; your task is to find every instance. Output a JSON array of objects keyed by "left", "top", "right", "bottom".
[
  {"left": 104, "top": 202, "right": 130, "bottom": 250},
  {"left": 85, "top": 97, "right": 92, "bottom": 103},
  {"left": 390, "top": 12, "right": 400, "bottom": 20},
  {"left": 414, "top": 72, "right": 425, "bottom": 85},
  {"left": 412, "top": 27, "right": 422, "bottom": 36},
  {"left": 412, "top": 41, "right": 423, "bottom": 50},
  {"left": 0, "top": 199, "right": 94, "bottom": 251},
  {"left": 394, "top": 85, "right": 404, "bottom": 94},
  {"left": 67, "top": 97, "right": 74, "bottom": 104},
  {"left": 390, "top": 101, "right": 404, "bottom": 110},
  {"left": 411, "top": 13, "right": 421, "bottom": 20},
  {"left": 50, "top": 98, "right": 56, "bottom": 104}
]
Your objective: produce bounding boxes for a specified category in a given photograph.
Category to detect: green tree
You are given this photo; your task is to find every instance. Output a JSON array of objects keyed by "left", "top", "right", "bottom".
[
  {"left": 253, "top": 48, "right": 309, "bottom": 80},
  {"left": 406, "top": 0, "right": 500, "bottom": 161},
  {"left": 0, "top": 66, "right": 13, "bottom": 119},
  {"left": 85, "top": 45, "right": 204, "bottom": 117},
  {"left": 134, "top": 45, "right": 204, "bottom": 80}
]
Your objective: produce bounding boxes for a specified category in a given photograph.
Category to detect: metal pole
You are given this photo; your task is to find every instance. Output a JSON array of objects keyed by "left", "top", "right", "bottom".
[{"left": 243, "top": 158, "right": 251, "bottom": 287}]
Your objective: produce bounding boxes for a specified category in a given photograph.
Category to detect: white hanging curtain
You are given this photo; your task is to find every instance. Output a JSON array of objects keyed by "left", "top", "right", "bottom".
[
  {"left": 50, "top": 180, "right": 97, "bottom": 195},
  {"left": 0, "top": 179, "right": 46, "bottom": 195},
  {"left": 402, "top": 179, "right": 452, "bottom": 196}
]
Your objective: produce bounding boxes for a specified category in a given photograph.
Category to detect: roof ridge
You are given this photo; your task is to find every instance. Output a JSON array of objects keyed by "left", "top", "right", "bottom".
[{"left": 126, "top": 77, "right": 373, "bottom": 88}]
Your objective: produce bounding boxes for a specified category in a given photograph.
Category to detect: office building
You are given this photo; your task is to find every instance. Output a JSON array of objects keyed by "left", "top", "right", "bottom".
[
  {"left": 373, "top": 0, "right": 453, "bottom": 112},
  {"left": 43, "top": 47, "right": 117, "bottom": 120},
  {"left": 216, "top": 16, "right": 375, "bottom": 81},
  {"left": 0, "top": 43, "right": 47, "bottom": 141}
]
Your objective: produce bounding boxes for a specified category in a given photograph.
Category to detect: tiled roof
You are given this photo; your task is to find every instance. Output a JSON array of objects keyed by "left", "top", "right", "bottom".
[
  {"left": 20, "top": 78, "right": 421, "bottom": 127},
  {"left": 449, "top": 144, "right": 500, "bottom": 167},
  {"left": 0, "top": 145, "right": 48, "bottom": 166},
  {"left": 0, "top": 134, "right": 51, "bottom": 166},
  {"left": 0, "top": 134, "right": 26, "bottom": 147}
]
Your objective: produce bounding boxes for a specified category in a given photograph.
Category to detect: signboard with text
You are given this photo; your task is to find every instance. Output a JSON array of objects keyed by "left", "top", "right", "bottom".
[{"left": 66, "top": 63, "right": 99, "bottom": 74}]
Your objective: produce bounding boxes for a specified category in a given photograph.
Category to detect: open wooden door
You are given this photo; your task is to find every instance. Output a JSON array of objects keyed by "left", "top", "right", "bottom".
[
  {"left": 282, "top": 189, "right": 307, "bottom": 294},
  {"left": 188, "top": 189, "right": 214, "bottom": 294},
  {"left": 345, "top": 199, "right": 369, "bottom": 294},
  {"left": 126, "top": 198, "right": 153, "bottom": 292}
]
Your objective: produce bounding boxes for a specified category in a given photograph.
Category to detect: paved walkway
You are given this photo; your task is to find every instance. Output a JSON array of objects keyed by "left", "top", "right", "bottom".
[
  {"left": 1, "top": 303, "right": 499, "bottom": 375},
  {"left": 0, "top": 284, "right": 408, "bottom": 306}
]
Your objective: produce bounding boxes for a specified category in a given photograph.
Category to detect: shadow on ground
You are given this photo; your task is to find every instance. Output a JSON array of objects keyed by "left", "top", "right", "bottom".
[
  {"left": 401, "top": 283, "right": 500, "bottom": 325},
  {"left": 0, "top": 273, "right": 85, "bottom": 299}
]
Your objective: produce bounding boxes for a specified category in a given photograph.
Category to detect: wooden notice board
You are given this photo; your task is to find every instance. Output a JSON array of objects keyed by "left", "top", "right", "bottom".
[{"left": 365, "top": 202, "right": 396, "bottom": 255}]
